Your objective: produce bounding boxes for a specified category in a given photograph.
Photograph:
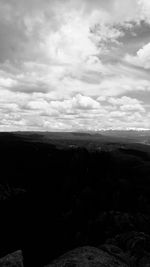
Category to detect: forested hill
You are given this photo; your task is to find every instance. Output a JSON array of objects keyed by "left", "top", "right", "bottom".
[{"left": 0, "top": 132, "right": 150, "bottom": 266}]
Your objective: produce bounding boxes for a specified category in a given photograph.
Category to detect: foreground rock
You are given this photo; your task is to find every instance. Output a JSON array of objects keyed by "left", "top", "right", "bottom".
[
  {"left": 45, "top": 246, "right": 128, "bottom": 267},
  {"left": 0, "top": 250, "right": 23, "bottom": 267},
  {"left": 107, "top": 231, "right": 150, "bottom": 266}
]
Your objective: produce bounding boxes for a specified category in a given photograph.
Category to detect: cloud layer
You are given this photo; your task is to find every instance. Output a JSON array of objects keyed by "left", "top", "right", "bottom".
[{"left": 0, "top": 0, "right": 150, "bottom": 131}]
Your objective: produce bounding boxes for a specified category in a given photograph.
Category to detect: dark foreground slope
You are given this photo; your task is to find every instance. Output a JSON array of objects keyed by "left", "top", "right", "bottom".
[{"left": 0, "top": 132, "right": 150, "bottom": 266}]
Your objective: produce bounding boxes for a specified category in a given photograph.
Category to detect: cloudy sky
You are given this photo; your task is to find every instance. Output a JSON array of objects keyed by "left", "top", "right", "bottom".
[{"left": 1, "top": 0, "right": 150, "bottom": 131}]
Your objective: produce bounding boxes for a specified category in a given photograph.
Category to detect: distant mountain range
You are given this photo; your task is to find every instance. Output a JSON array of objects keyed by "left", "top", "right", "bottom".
[
  {"left": 98, "top": 130, "right": 150, "bottom": 137},
  {"left": 4, "top": 129, "right": 150, "bottom": 148}
]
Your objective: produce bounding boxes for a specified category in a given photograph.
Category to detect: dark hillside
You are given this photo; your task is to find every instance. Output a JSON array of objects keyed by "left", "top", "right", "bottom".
[{"left": 0, "top": 132, "right": 150, "bottom": 266}]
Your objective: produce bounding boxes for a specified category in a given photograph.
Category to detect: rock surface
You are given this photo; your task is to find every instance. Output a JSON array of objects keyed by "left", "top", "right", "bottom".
[
  {"left": 107, "top": 231, "right": 150, "bottom": 267},
  {"left": 45, "top": 246, "right": 128, "bottom": 267},
  {"left": 0, "top": 250, "right": 23, "bottom": 267}
]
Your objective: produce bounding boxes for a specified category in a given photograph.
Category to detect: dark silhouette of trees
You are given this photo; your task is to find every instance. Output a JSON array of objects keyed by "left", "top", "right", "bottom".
[{"left": 0, "top": 133, "right": 150, "bottom": 266}]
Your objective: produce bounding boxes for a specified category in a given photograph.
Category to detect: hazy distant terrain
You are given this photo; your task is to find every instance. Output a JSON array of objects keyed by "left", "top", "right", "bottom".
[{"left": 12, "top": 130, "right": 150, "bottom": 148}]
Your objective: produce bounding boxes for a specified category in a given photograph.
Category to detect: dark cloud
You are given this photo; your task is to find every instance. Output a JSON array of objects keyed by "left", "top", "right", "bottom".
[
  {"left": 117, "top": 21, "right": 150, "bottom": 54},
  {"left": 11, "top": 82, "right": 49, "bottom": 94},
  {"left": 0, "top": 16, "right": 27, "bottom": 63}
]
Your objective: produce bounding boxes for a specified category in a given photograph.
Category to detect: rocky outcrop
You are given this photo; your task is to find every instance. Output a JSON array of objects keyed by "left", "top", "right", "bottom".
[
  {"left": 0, "top": 250, "right": 23, "bottom": 267},
  {"left": 45, "top": 246, "right": 128, "bottom": 267},
  {"left": 107, "top": 231, "right": 150, "bottom": 266},
  {"left": 45, "top": 232, "right": 150, "bottom": 267},
  {"left": 99, "top": 244, "right": 130, "bottom": 265}
]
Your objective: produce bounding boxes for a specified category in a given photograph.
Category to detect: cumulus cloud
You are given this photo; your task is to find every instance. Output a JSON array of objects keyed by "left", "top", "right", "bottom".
[
  {"left": 27, "top": 94, "right": 100, "bottom": 116},
  {"left": 107, "top": 96, "right": 145, "bottom": 113},
  {"left": 125, "top": 42, "right": 150, "bottom": 69},
  {"left": 108, "top": 95, "right": 144, "bottom": 106},
  {"left": 0, "top": 0, "right": 150, "bottom": 130}
]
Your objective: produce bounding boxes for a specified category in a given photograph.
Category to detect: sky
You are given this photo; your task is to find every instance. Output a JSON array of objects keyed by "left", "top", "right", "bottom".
[{"left": 1, "top": 0, "right": 150, "bottom": 131}]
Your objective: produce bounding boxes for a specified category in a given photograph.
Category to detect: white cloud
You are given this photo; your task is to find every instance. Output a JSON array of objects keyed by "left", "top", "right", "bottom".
[
  {"left": 0, "top": 0, "right": 150, "bottom": 130},
  {"left": 27, "top": 94, "right": 100, "bottom": 116},
  {"left": 1, "top": 88, "right": 148, "bottom": 131},
  {"left": 72, "top": 94, "right": 100, "bottom": 109},
  {"left": 108, "top": 96, "right": 145, "bottom": 112},
  {"left": 0, "top": 77, "right": 18, "bottom": 89},
  {"left": 120, "top": 104, "right": 145, "bottom": 112},
  {"left": 108, "top": 96, "right": 142, "bottom": 105},
  {"left": 43, "top": 13, "right": 99, "bottom": 65},
  {"left": 125, "top": 42, "right": 150, "bottom": 69},
  {"left": 138, "top": 0, "right": 150, "bottom": 22}
]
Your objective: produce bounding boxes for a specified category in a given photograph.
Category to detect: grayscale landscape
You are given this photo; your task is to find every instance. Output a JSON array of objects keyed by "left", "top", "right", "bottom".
[{"left": 1, "top": 0, "right": 150, "bottom": 266}]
